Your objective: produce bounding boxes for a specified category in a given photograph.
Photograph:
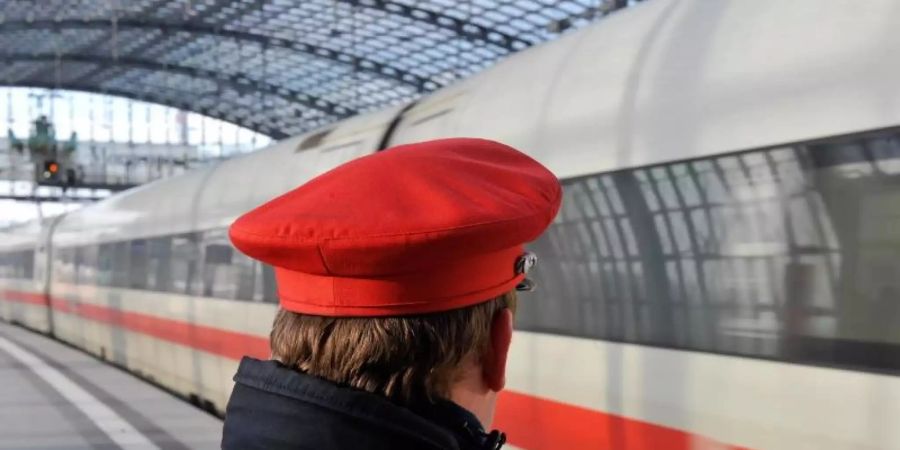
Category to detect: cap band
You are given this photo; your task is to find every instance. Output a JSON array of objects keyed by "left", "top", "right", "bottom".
[{"left": 275, "top": 245, "right": 525, "bottom": 316}]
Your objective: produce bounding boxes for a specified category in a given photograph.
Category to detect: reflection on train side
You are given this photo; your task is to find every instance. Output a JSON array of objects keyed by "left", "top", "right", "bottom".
[
  {"left": 520, "top": 129, "right": 900, "bottom": 373},
  {"left": 47, "top": 228, "right": 278, "bottom": 304}
]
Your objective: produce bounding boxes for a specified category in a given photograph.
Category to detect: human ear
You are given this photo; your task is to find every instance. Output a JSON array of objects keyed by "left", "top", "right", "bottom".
[{"left": 483, "top": 308, "right": 513, "bottom": 392}]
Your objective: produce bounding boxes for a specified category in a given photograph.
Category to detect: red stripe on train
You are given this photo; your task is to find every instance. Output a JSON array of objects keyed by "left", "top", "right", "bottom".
[
  {"left": 2, "top": 291, "right": 269, "bottom": 359},
  {"left": 496, "top": 391, "right": 749, "bottom": 450},
  {"left": 48, "top": 297, "right": 270, "bottom": 360},
  {"left": 1, "top": 289, "right": 47, "bottom": 305},
  {"left": 2, "top": 289, "right": 749, "bottom": 450}
]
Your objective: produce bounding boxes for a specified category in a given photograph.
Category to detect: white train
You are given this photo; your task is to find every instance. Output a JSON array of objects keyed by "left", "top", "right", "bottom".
[{"left": 2, "top": 0, "right": 900, "bottom": 448}]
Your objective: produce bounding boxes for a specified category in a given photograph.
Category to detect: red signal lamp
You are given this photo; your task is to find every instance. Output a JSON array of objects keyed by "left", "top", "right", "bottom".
[{"left": 42, "top": 160, "right": 60, "bottom": 180}]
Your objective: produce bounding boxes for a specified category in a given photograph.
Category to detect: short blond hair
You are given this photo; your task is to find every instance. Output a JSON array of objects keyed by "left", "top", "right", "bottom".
[{"left": 270, "top": 291, "right": 517, "bottom": 404}]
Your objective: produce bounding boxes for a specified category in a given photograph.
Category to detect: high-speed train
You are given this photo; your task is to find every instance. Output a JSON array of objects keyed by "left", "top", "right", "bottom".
[{"left": 3, "top": 0, "right": 900, "bottom": 449}]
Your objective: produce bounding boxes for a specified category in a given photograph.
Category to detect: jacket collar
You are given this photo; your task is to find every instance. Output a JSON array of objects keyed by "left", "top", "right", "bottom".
[
  {"left": 411, "top": 400, "right": 507, "bottom": 450},
  {"left": 233, "top": 357, "right": 506, "bottom": 450}
]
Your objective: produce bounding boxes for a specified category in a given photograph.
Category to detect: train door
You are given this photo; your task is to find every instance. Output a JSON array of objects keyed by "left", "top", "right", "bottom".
[{"left": 36, "top": 215, "right": 65, "bottom": 336}]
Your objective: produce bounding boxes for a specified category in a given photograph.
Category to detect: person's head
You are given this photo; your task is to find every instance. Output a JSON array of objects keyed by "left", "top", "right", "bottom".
[
  {"left": 270, "top": 290, "right": 517, "bottom": 424},
  {"left": 230, "top": 138, "right": 561, "bottom": 426}
]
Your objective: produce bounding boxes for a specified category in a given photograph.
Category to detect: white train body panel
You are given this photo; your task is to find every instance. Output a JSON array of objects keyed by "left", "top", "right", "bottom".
[
  {"left": 0, "top": 280, "right": 46, "bottom": 328},
  {"left": 507, "top": 333, "right": 900, "bottom": 450},
  {"left": 390, "top": 0, "right": 900, "bottom": 179},
  {"left": 0, "top": 222, "right": 49, "bottom": 332},
  {"left": 2, "top": 1, "right": 900, "bottom": 449},
  {"left": 46, "top": 282, "right": 268, "bottom": 408}
]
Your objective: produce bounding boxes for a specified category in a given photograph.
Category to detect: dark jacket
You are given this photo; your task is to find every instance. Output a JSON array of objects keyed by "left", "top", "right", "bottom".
[{"left": 222, "top": 357, "right": 506, "bottom": 450}]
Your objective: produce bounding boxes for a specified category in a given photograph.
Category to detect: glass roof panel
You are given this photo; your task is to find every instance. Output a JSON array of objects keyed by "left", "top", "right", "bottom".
[{"left": 0, "top": 0, "right": 642, "bottom": 139}]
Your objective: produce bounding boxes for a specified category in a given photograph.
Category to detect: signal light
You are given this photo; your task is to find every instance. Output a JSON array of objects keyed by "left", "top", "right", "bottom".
[{"left": 42, "top": 161, "right": 60, "bottom": 180}]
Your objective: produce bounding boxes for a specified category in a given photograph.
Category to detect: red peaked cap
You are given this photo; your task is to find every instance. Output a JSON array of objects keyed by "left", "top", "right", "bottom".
[{"left": 229, "top": 138, "right": 562, "bottom": 316}]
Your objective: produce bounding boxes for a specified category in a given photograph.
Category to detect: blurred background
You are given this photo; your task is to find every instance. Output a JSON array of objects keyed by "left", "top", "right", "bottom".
[{"left": 1, "top": 1, "right": 898, "bottom": 450}]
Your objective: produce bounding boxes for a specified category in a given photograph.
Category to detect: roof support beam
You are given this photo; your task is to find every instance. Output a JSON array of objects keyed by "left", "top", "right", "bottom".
[
  {"left": 0, "top": 52, "right": 355, "bottom": 119},
  {"left": 0, "top": 19, "right": 435, "bottom": 92},
  {"left": 335, "top": 0, "right": 533, "bottom": 52},
  {"left": 3, "top": 81, "right": 289, "bottom": 139}
]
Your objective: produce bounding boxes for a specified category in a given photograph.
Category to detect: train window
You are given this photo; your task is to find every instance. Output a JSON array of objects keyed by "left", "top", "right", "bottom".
[
  {"left": 203, "top": 230, "right": 237, "bottom": 299},
  {"left": 73, "top": 247, "right": 84, "bottom": 284},
  {"left": 78, "top": 246, "right": 97, "bottom": 285},
  {"left": 147, "top": 237, "right": 173, "bottom": 292},
  {"left": 11, "top": 252, "right": 20, "bottom": 279},
  {"left": 11, "top": 252, "right": 19, "bottom": 279},
  {"left": 56, "top": 247, "right": 74, "bottom": 284},
  {"left": 22, "top": 250, "right": 34, "bottom": 280},
  {"left": 6, "top": 253, "right": 14, "bottom": 279},
  {"left": 51, "top": 248, "right": 62, "bottom": 283},
  {"left": 129, "top": 240, "right": 149, "bottom": 290},
  {"left": 63, "top": 247, "right": 74, "bottom": 283},
  {"left": 111, "top": 241, "right": 131, "bottom": 288},
  {"left": 262, "top": 264, "right": 278, "bottom": 303},
  {"left": 233, "top": 251, "right": 256, "bottom": 301},
  {"left": 67, "top": 248, "right": 78, "bottom": 283},
  {"left": 0, "top": 251, "right": 32, "bottom": 280},
  {"left": 97, "top": 243, "right": 114, "bottom": 286},
  {"left": 871, "top": 136, "right": 900, "bottom": 174},
  {"left": 205, "top": 244, "right": 233, "bottom": 265},
  {"left": 171, "top": 233, "right": 202, "bottom": 296},
  {"left": 18, "top": 252, "right": 23, "bottom": 279},
  {"left": 57, "top": 248, "right": 69, "bottom": 283},
  {"left": 519, "top": 128, "right": 900, "bottom": 373}
]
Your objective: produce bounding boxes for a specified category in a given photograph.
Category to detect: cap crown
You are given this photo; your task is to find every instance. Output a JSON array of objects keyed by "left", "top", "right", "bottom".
[{"left": 230, "top": 138, "right": 561, "bottom": 316}]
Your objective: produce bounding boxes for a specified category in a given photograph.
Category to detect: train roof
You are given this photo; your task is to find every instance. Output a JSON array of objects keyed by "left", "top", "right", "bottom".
[
  {"left": 389, "top": 0, "right": 900, "bottom": 179},
  {"left": 0, "top": 221, "right": 43, "bottom": 251}
]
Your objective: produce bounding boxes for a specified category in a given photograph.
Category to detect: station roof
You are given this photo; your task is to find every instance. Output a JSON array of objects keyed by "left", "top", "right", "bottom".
[{"left": 0, "top": 0, "right": 634, "bottom": 139}]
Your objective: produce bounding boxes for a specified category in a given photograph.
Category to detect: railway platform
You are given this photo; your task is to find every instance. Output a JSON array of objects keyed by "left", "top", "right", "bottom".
[{"left": 0, "top": 320, "right": 222, "bottom": 449}]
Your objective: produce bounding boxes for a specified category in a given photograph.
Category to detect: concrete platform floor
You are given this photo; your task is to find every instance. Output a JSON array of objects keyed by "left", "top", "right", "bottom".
[{"left": 0, "top": 320, "right": 222, "bottom": 449}]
